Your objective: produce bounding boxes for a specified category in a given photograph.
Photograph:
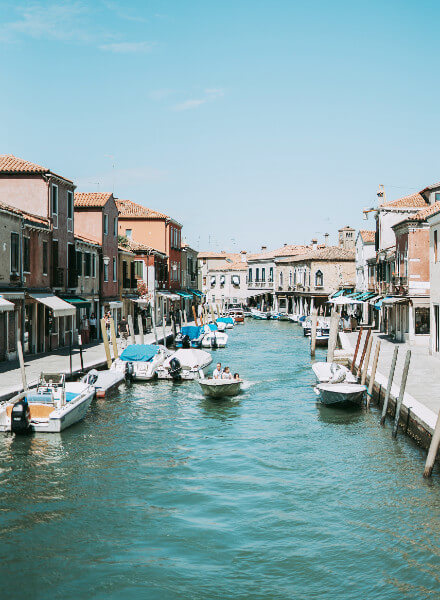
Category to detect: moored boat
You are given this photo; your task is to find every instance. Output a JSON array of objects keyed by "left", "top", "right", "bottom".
[
  {"left": 174, "top": 325, "right": 205, "bottom": 348},
  {"left": 82, "top": 369, "right": 125, "bottom": 398},
  {"left": 111, "top": 344, "right": 170, "bottom": 381},
  {"left": 312, "top": 362, "right": 357, "bottom": 384},
  {"left": 314, "top": 382, "right": 366, "bottom": 406},
  {"left": 156, "top": 349, "right": 213, "bottom": 380},
  {"left": 200, "top": 324, "right": 228, "bottom": 348},
  {"left": 216, "top": 316, "right": 235, "bottom": 329}
]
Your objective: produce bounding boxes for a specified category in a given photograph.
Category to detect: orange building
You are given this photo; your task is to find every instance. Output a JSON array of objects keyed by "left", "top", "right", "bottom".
[{"left": 116, "top": 199, "right": 182, "bottom": 291}]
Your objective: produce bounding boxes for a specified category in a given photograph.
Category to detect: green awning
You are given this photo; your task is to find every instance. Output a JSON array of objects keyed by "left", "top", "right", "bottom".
[
  {"left": 64, "top": 297, "right": 91, "bottom": 306},
  {"left": 176, "top": 291, "right": 193, "bottom": 299},
  {"left": 188, "top": 288, "right": 203, "bottom": 298}
]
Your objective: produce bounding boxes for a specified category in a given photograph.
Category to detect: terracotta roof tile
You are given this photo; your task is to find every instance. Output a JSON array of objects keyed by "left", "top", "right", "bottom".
[
  {"left": 0, "top": 154, "right": 73, "bottom": 183},
  {"left": 197, "top": 251, "right": 243, "bottom": 261},
  {"left": 210, "top": 261, "right": 247, "bottom": 271},
  {"left": 116, "top": 199, "right": 168, "bottom": 220},
  {"left": 380, "top": 192, "right": 427, "bottom": 209},
  {"left": 359, "top": 230, "right": 375, "bottom": 243},
  {"left": 248, "top": 244, "right": 310, "bottom": 261},
  {"left": 410, "top": 202, "right": 440, "bottom": 221},
  {"left": 276, "top": 246, "right": 355, "bottom": 263},
  {"left": 74, "top": 192, "right": 113, "bottom": 207}
]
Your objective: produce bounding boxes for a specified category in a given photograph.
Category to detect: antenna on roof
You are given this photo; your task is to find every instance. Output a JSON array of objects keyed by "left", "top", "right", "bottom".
[
  {"left": 105, "top": 154, "right": 116, "bottom": 194},
  {"left": 89, "top": 181, "right": 100, "bottom": 192}
]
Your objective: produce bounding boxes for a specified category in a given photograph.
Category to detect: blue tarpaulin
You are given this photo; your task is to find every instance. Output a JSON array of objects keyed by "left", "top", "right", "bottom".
[
  {"left": 217, "top": 317, "right": 234, "bottom": 324},
  {"left": 181, "top": 326, "right": 203, "bottom": 339},
  {"left": 206, "top": 323, "right": 218, "bottom": 331},
  {"left": 120, "top": 344, "right": 160, "bottom": 362}
]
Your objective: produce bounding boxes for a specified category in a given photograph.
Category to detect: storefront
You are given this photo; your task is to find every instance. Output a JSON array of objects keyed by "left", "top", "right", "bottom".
[
  {"left": 27, "top": 293, "right": 76, "bottom": 352},
  {"left": 0, "top": 296, "right": 16, "bottom": 361}
]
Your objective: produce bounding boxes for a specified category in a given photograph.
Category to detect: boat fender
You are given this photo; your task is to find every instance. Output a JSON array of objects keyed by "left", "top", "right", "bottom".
[
  {"left": 211, "top": 333, "right": 218, "bottom": 349},
  {"left": 169, "top": 357, "right": 182, "bottom": 380},
  {"left": 125, "top": 361, "right": 135, "bottom": 382},
  {"left": 11, "top": 398, "right": 31, "bottom": 434}
]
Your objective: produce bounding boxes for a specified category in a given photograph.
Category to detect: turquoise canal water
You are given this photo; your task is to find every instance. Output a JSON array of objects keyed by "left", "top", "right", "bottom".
[{"left": 1, "top": 320, "right": 440, "bottom": 599}]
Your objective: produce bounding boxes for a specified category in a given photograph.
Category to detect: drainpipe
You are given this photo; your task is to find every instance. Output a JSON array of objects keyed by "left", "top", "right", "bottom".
[{"left": 20, "top": 216, "right": 25, "bottom": 348}]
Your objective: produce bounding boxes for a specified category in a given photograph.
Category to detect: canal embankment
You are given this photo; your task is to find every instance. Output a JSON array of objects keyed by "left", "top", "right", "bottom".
[
  {"left": 0, "top": 323, "right": 179, "bottom": 403},
  {"left": 339, "top": 330, "right": 439, "bottom": 449}
]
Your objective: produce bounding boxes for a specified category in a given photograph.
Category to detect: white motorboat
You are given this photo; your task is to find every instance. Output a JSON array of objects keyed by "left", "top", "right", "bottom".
[
  {"left": 156, "top": 348, "right": 213, "bottom": 380},
  {"left": 198, "top": 377, "right": 242, "bottom": 398},
  {"left": 314, "top": 382, "right": 366, "bottom": 406},
  {"left": 250, "top": 308, "right": 269, "bottom": 320},
  {"left": 312, "top": 362, "right": 358, "bottom": 384},
  {"left": 201, "top": 324, "right": 228, "bottom": 349},
  {"left": 288, "top": 314, "right": 300, "bottom": 323},
  {"left": 82, "top": 369, "right": 125, "bottom": 398},
  {"left": 0, "top": 373, "right": 94, "bottom": 433},
  {"left": 216, "top": 316, "right": 235, "bottom": 329},
  {"left": 111, "top": 344, "right": 170, "bottom": 381}
]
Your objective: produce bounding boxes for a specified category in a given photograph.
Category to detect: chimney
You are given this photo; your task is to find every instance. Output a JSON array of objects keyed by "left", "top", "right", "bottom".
[
  {"left": 311, "top": 238, "right": 318, "bottom": 251},
  {"left": 240, "top": 250, "right": 247, "bottom": 263},
  {"left": 261, "top": 245, "right": 267, "bottom": 251},
  {"left": 284, "top": 243, "right": 287, "bottom": 247},
  {"left": 324, "top": 233, "right": 329, "bottom": 246}
]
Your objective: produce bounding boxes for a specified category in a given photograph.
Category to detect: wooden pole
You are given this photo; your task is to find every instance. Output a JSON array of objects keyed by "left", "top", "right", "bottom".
[
  {"left": 357, "top": 328, "right": 371, "bottom": 379},
  {"left": 183, "top": 309, "right": 188, "bottom": 325},
  {"left": 151, "top": 309, "right": 158, "bottom": 344},
  {"left": 179, "top": 309, "right": 183, "bottom": 332},
  {"left": 360, "top": 335, "right": 373, "bottom": 385},
  {"left": 78, "top": 334, "right": 84, "bottom": 371},
  {"left": 392, "top": 350, "right": 411, "bottom": 438},
  {"left": 162, "top": 317, "right": 167, "bottom": 346},
  {"left": 109, "top": 318, "right": 118, "bottom": 359},
  {"left": 366, "top": 340, "right": 381, "bottom": 409},
  {"left": 17, "top": 340, "right": 28, "bottom": 391},
  {"left": 192, "top": 305, "right": 199, "bottom": 326},
  {"left": 137, "top": 314, "right": 144, "bottom": 345},
  {"left": 350, "top": 326, "right": 364, "bottom": 374},
  {"left": 100, "top": 318, "right": 112, "bottom": 368},
  {"left": 380, "top": 346, "right": 398, "bottom": 425},
  {"left": 216, "top": 304, "right": 221, "bottom": 319},
  {"left": 127, "top": 314, "right": 136, "bottom": 345},
  {"left": 171, "top": 314, "right": 176, "bottom": 339},
  {"left": 327, "top": 309, "right": 339, "bottom": 363},
  {"left": 210, "top": 304, "right": 215, "bottom": 323},
  {"left": 310, "top": 308, "right": 318, "bottom": 358},
  {"left": 424, "top": 410, "right": 440, "bottom": 477}
]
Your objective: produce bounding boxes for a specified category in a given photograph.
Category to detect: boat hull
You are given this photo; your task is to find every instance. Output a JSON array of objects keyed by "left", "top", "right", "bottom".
[
  {"left": 198, "top": 380, "right": 242, "bottom": 398},
  {"left": 315, "top": 383, "right": 366, "bottom": 406}
]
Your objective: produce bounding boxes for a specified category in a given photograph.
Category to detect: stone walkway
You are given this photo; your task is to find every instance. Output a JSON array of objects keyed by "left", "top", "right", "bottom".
[
  {"left": 341, "top": 330, "right": 440, "bottom": 432},
  {"left": 0, "top": 324, "right": 177, "bottom": 402}
]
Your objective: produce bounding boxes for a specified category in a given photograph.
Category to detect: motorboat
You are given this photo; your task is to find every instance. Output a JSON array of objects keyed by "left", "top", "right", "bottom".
[
  {"left": 227, "top": 309, "right": 244, "bottom": 323},
  {"left": 110, "top": 344, "right": 170, "bottom": 381},
  {"left": 200, "top": 324, "right": 228, "bottom": 349},
  {"left": 174, "top": 325, "right": 205, "bottom": 349},
  {"left": 314, "top": 382, "right": 366, "bottom": 406},
  {"left": 312, "top": 362, "right": 357, "bottom": 384},
  {"left": 216, "top": 316, "right": 235, "bottom": 329},
  {"left": 81, "top": 369, "right": 125, "bottom": 398},
  {"left": 288, "top": 314, "right": 300, "bottom": 323},
  {"left": 250, "top": 309, "right": 269, "bottom": 320},
  {"left": 276, "top": 313, "right": 290, "bottom": 321},
  {"left": 156, "top": 349, "right": 213, "bottom": 380},
  {"left": 198, "top": 376, "right": 242, "bottom": 398},
  {"left": 0, "top": 373, "right": 94, "bottom": 433},
  {"left": 315, "top": 328, "right": 330, "bottom": 347}
]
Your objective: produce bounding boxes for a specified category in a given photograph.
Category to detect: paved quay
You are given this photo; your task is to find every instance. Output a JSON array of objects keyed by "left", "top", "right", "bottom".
[
  {"left": 0, "top": 323, "right": 179, "bottom": 402},
  {"left": 340, "top": 330, "right": 440, "bottom": 435}
]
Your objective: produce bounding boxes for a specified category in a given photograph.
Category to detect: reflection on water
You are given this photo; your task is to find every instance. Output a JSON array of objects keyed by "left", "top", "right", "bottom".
[{"left": 0, "top": 320, "right": 440, "bottom": 600}]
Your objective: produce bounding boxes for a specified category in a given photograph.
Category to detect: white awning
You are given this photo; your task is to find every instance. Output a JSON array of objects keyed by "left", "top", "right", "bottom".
[
  {"left": 28, "top": 293, "right": 76, "bottom": 317},
  {"left": 381, "top": 297, "right": 409, "bottom": 305},
  {"left": 109, "top": 301, "right": 123, "bottom": 309},
  {"left": 157, "top": 292, "right": 180, "bottom": 301},
  {"left": 0, "top": 297, "right": 14, "bottom": 312}
]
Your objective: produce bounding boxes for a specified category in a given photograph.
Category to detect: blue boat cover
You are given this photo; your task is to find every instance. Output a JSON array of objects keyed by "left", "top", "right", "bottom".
[
  {"left": 206, "top": 323, "right": 218, "bottom": 331},
  {"left": 120, "top": 344, "right": 160, "bottom": 362},
  {"left": 217, "top": 317, "right": 234, "bottom": 324},
  {"left": 181, "top": 325, "right": 202, "bottom": 339}
]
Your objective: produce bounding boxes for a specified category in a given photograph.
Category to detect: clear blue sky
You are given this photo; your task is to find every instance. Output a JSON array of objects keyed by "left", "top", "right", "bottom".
[{"left": 1, "top": 0, "right": 439, "bottom": 251}]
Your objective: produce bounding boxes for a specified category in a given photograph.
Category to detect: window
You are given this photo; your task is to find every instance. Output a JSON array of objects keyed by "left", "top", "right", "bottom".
[
  {"left": 76, "top": 251, "right": 83, "bottom": 276},
  {"left": 415, "top": 307, "right": 430, "bottom": 335},
  {"left": 232, "top": 275, "right": 240, "bottom": 287},
  {"left": 279, "top": 272, "right": 283, "bottom": 286},
  {"left": 248, "top": 268, "right": 252, "bottom": 282},
  {"left": 67, "top": 191, "right": 73, "bottom": 219},
  {"left": 315, "top": 270, "right": 323, "bottom": 287},
  {"left": 51, "top": 185, "right": 58, "bottom": 217},
  {"left": 294, "top": 270, "right": 297, "bottom": 285},
  {"left": 210, "top": 275, "right": 216, "bottom": 287},
  {"left": 289, "top": 271, "right": 292, "bottom": 287},
  {"left": 113, "top": 217, "right": 117, "bottom": 237},
  {"left": 435, "top": 230, "right": 439, "bottom": 263},
  {"left": 92, "top": 254, "right": 96, "bottom": 278},
  {"left": 10, "top": 232, "right": 19, "bottom": 273},
  {"left": 262, "top": 268, "right": 266, "bottom": 282},
  {"left": 42, "top": 241, "right": 48, "bottom": 275},
  {"left": 104, "top": 262, "right": 109, "bottom": 282},
  {"left": 256, "top": 268, "right": 260, "bottom": 282},
  {"left": 113, "top": 257, "right": 117, "bottom": 281},
  {"left": 269, "top": 267, "right": 273, "bottom": 282},
  {"left": 135, "top": 260, "right": 143, "bottom": 278},
  {"left": 84, "top": 252, "right": 91, "bottom": 277},
  {"left": 435, "top": 193, "right": 440, "bottom": 202},
  {"left": 125, "top": 229, "right": 132, "bottom": 239},
  {"left": 104, "top": 214, "right": 108, "bottom": 235},
  {"left": 23, "top": 237, "right": 30, "bottom": 273}
]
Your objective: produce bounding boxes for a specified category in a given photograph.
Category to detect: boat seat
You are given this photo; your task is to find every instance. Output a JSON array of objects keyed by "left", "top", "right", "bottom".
[{"left": 6, "top": 404, "right": 54, "bottom": 419}]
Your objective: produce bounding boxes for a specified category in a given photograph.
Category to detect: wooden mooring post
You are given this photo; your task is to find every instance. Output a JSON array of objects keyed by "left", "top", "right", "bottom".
[
  {"left": 366, "top": 340, "right": 381, "bottom": 409},
  {"left": 392, "top": 350, "right": 411, "bottom": 439},
  {"left": 137, "top": 314, "right": 144, "bottom": 345},
  {"left": 380, "top": 346, "right": 399, "bottom": 425},
  {"left": 170, "top": 314, "right": 176, "bottom": 340},
  {"left": 127, "top": 315, "right": 136, "bottom": 346},
  {"left": 162, "top": 317, "right": 167, "bottom": 347},
  {"left": 210, "top": 304, "right": 215, "bottom": 323},
  {"left": 192, "top": 305, "right": 199, "bottom": 326},
  {"left": 109, "top": 318, "right": 119, "bottom": 360},
  {"left": 179, "top": 310, "right": 184, "bottom": 331},
  {"left": 151, "top": 310, "right": 159, "bottom": 344},
  {"left": 350, "top": 326, "right": 364, "bottom": 374},
  {"left": 100, "top": 318, "right": 112, "bottom": 369},
  {"left": 78, "top": 334, "right": 85, "bottom": 372},
  {"left": 424, "top": 411, "right": 440, "bottom": 477},
  {"left": 310, "top": 309, "right": 318, "bottom": 358},
  {"left": 327, "top": 309, "right": 339, "bottom": 363},
  {"left": 357, "top": 328, "right": 371, "bottom": 379},
  {"left": 360, "top": 334, "right": 373, "bottom": 386},
  {"left": 17, "top": 340, "right": 28, "bottom": 391}
]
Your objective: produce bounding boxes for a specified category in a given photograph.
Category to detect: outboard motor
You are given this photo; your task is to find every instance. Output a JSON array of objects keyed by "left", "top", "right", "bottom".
[
  {"left": 125, "top": 361, "right": 135, "bottom": 383},
  {"left": 182, "top": 335, "right": 190, "bottom": 349},
  {"left": 169, "top": 357, "right": 182, "bottom": 381},
  {"left": 210, "top": 333, "right": 218, "bottom": 349},
  {"left": 11, "top": 398, "right": 31, "bottom": 434}
]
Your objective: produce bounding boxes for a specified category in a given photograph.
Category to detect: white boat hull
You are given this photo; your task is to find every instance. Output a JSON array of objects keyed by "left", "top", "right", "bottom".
[
  {"left": 83, "top": 369, "right": 125, "bottom": 397},
  {"left": 198, "top": 379, "right": 242, "bottom": 398},
  {"left": 315, "top": 382, "right": 366, "bottom": 405},
  {"left": 201, "top": 332, "right": 228, "bottom": 348}
]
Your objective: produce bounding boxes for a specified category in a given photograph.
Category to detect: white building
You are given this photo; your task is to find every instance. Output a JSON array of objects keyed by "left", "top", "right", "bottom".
[
  {"left": 205, "top": 257, "right": 248, "bottom": 306},
  {"left": 426, "top": 203, "right": 440, "bottom": 355},
  {"left": 355, "top": 229, "right": 375, "bottom": 291}
]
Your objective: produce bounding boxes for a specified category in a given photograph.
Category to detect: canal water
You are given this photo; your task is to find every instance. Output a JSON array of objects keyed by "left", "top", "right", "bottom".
[{"left": 1, "top": 320, "right": 440, "bottom": 599}]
